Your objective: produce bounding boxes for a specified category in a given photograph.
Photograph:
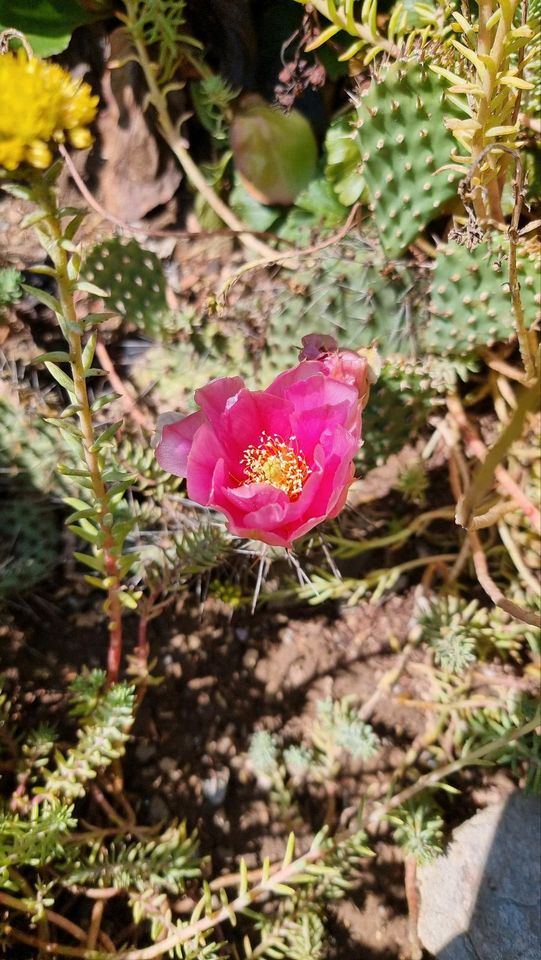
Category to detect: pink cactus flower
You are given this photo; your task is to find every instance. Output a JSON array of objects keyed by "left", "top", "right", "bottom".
[{"left": 154, "top": 339, "right": 369, "bottom": 548}]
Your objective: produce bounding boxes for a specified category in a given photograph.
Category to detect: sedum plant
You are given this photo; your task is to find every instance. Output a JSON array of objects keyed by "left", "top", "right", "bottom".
[
  {"left": 249, "top": 696, "right": 380, "bottom": 819},
  {"left": 0, "top": 47, "right": 139, "bottom": 682},
  {"left": 1, "top": 7, "right": 540, "bottom": 957},
  {"left": 0, "top": 265, "right": 22, "bottom": 310},
  {"left": 389, "top": 800, "right": 444, "bottom": 865},
  {"left": 432, "top": 0, "right": 538, "bottom": 223},
  {"left": 0, "top": 665, "right": 378, "bottom": 958}
]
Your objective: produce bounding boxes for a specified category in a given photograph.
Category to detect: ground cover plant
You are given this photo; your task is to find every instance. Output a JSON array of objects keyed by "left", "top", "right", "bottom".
[{"left": 0, "top": 0, "right": 539, "bottom": 957}]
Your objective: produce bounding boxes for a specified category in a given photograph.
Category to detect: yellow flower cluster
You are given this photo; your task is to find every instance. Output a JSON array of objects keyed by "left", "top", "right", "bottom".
[{"left": 0, "top": 50, "right": 99, "bottom": 172}]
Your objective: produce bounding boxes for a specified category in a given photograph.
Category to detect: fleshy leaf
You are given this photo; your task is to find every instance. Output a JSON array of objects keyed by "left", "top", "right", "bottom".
[
  {"left": 0, "top": 0, "right": 99, "bottom": 57},
  {"left": 230, "top": 96, "right": 318, "bottom": 205}
]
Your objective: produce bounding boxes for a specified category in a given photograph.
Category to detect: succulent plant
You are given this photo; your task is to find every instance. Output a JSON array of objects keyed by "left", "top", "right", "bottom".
[
  {"left": 417, "top": 593, "right": 540, "bottom": 665},
  {"left": 82, "top": 237, "right": 179, "bottom": 338},
  {"left": 0, "top": 398, "right": 70, "bottom": 496},
  {"left": 0, "top": 266, "right": 23, "bottom": 308},
  {"left": 256, "top": 242, "right": 425, "bottom": 386},
  {"left": 353, "top": 60, "right": 460, "bottom": 257},
  {"left": 0, "top": 496, "right": 58, "bottom": 596},
  {"left": 249, "top": 731, "right": 279, "bottom": 777},
  {"left": 357, "top": 359, "right": 438, "bottom": 470},
  {"left": 424, "top": 236, "right": 541, "bottom": 356}
]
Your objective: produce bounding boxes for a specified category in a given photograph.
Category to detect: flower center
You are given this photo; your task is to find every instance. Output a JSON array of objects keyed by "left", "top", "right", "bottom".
[{"left": 241, "top": 432, "right": 311, "bottom": 500}]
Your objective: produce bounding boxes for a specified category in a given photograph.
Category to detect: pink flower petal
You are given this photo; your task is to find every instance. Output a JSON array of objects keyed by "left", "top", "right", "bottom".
[
  {"left": 217, "top": 426, "right": 358, "bottom": 547},
  {"left": 287, "top": 376, "right": 360, "bottom": 457},
  {"left": 265, "top": 360, "right": 324, "bottom": 398},
  {"left": 154, "top": 338, "right": 367, "bottom": 548},
  {"left": 194, "top": 376, "right": 245, "bottom": 425},
  {"left": 220, "top": 487, "right": 290, "bottom": 546},
  {"left": 320, "top": 350, "right": 370, "bottom": 403},
  {"left": 220, "top": 389, "right": 295, "bottom": 463},
  {"left": 155, "top": 410, "right": 206, "bottom": 477},
  {"left": 187, "top": 426, "right": 229, "bottom": 504},
  {"left": 274, "top": 428, "right": 358, "bottom": 543}
]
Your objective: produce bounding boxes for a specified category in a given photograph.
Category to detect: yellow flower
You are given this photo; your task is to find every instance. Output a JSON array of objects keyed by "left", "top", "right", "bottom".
[{"left": 0, "top": 50, "right": 99, "bottom": 172}]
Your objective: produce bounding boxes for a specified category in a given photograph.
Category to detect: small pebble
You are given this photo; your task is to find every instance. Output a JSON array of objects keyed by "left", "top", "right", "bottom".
[
  {"left": 159, "top": 756, "right": 178, "bottom": 776},
  {"left": 148, "top": 794, "right": 169, "bottom": 823},
  {"left": 202, "top": 766, "right": 230, "bottom": 806},
  {"left": 135, "top": 742, "right": 155, "bottom": 764},
  {"left": 242, "top": 648, "right": 258, "bottom": 670}
]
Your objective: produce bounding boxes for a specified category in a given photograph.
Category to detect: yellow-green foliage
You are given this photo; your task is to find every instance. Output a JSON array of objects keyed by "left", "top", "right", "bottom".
[{"left": 432, "top": 0, "right": 538, "bottom": 213}]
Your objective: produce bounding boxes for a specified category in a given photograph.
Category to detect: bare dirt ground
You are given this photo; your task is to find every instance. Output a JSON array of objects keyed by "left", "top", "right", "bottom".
[{"left": 2, "top": 576, "right": 518, "bottom": 958}]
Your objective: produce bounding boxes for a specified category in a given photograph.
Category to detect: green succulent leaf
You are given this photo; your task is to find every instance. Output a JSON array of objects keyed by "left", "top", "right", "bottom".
[
  {"left": 21, "top": 283, "right": 61, "bottom": 316},
  {"left": 229, "top": 175, "right": 282, "bottom": 231},
  {"left": 230, "top": 96, "right": 318, "bottom": 205},
  {"left": 44, "top": 361, "right": 76, "bottom": 395},
  {"left": 0, "top": 0, "right": 100, "bottom": 57}
]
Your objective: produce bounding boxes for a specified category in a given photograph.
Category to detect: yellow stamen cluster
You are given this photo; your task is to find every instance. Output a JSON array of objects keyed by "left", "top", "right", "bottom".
[
  {"left": 0, "top": 50, "right": 99, "bottom": 172},
  {"left": 241, "top": 432, "right": 311, "bottom": 500}
]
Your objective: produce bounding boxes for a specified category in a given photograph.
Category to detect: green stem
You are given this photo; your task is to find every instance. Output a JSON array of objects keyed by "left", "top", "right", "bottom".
[
  {"left": 124, "top": 18, "right": 277, "bottom": 261},
  {"left": 6, "top": 870, "right": 50, "bottom": 955},
  {"left": 456, "top": 371, "right": 540, "bottom": 530},
  {"left": 370, "top": 710, "right": 540, "bottom": 819},
  {"left": 6, "top": 711, "right": 539, "bottom": 960},
  {"left": 32, "top": 180, "right": 123, "bottom": 684}
]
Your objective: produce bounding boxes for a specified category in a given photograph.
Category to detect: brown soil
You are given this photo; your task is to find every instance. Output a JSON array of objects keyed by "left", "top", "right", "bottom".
[{"left": 3, "top": 573, "right": 519, "bottom": 958}]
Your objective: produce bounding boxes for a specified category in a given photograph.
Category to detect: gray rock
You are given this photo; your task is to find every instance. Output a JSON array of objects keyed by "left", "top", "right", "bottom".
[
  {"left": 418, "top": 793, "right": 541, "bottom": 960},
  {"left": 202, "top": 766, "right": 230, "bottom": 806}
]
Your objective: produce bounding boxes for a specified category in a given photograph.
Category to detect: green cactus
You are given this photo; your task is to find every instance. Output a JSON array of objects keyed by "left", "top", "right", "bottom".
[
  {"left": 131, "top": 320, "right": 250, "bottom": 407},
  {"left": 256, "top": 243, "right": 424, "bottom": 386},
  {"left": 0, "top": 398, "right": 70, "bottom": 496},
  {"left": 82, "top": 237, "right": 180, "bottom": 338},
  {"left": 118, "top": 435, "right": 182, "bottom": 499},
  {"left": 358, "top": 360, "right": 437, "bottom": 470},
  {"left": 424, "top": 237, "right": 541, "bottom": 356},
  {"left": 0, "top": 266, "right": 23, "bottom": 308},
  {"left": 0, "top": 497, "right": 58, "bottom": 596},
  {"left": 353, "top": 60, "right": 460, "bottom": 257}
]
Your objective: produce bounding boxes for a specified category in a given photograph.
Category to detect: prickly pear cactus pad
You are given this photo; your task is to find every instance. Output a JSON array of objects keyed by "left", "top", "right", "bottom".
[
  {"left": 424, "top": 238, "right": 541, "bottom": 356},
  {"left": 82, "top": 237, "right": 169, "bottom": 333},
  {"left": 131, "top": 322, "right": 249, "bottom": 407},
  {"left": 257, "top": 243, "right": 424, "bottom": 385},
  {"left": 354, "top": 61, "right": 460, "bottom": 258},
  {"left": 0, "top": 399, "right": 71, "bottom": 497},
  {"left": 358, "top": 361, "right": 437, "bottom": 471},
  {"left": 0, "top": 498, "right": 58, "bottom": 597}
]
